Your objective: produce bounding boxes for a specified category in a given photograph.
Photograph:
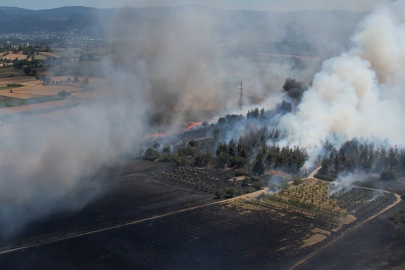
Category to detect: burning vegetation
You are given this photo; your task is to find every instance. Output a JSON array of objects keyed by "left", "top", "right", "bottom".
[
  {"left": 3, "top": 2, "right": 405, "bottom": 268},
  {"left": 141, "top": 106, "right": 309, "bottom": 179}
]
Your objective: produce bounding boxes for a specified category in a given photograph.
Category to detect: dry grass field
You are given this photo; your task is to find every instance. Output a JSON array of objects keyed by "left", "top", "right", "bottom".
[
  {"left": 0, "top": 63, "right": 115, "bottom": 122},
  {"left": 0, "top": 77, "right": 108, "bottom": 99},
  {"left": 0, "top": 69, "right": 43, "bottom": 85},
  {"left": 1, "top": 51, "right": 59, "bottom": 61},
  {"left": 0, "top": 67, "right": 110, "bottom": 100}
]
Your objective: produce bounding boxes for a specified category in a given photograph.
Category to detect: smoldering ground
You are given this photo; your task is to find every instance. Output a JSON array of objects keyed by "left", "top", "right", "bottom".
[{"left": 0, "top": 4, "right": 370, "bottom": 237}]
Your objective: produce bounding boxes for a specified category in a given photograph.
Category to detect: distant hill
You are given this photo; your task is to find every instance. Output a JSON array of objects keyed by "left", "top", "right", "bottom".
[
  {"left": 0, "top": 6, "right": 367, "bottom": 57},
  {"left": 0, "top": 6, "right": 101, "bottom": 34},
  {"left": 0, "top": 6, "right": 366, "bottom": 34}
]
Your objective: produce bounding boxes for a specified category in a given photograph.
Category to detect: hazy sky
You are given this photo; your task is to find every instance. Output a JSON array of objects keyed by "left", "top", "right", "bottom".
[{"left": 0, "top": 0, "right": 382, "bottom": 11}]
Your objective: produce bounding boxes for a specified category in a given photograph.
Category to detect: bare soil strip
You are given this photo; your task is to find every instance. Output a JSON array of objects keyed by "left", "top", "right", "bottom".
[
  {"left": 307, "top": 166, "right": 322, "bottom": 178},
  {"left": 0, "top": 188, "right": 269, "bottom": 256}
]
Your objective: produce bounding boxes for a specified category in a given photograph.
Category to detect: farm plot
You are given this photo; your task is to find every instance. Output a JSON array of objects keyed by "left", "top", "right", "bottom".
[
  {"left": 152, "top": 164, "right": 266, "bottom": 199},
  {"left": 245, "top": 180, "right": 396, "bottom": 229},
  {"left": 331, "top": 187, "right": 397, "bottom": 218}
]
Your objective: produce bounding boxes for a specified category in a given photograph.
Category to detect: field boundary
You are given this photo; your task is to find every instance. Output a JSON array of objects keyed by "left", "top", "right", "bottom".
[{"left": 0, "top": 187, "right": 269, "bottom": 256}]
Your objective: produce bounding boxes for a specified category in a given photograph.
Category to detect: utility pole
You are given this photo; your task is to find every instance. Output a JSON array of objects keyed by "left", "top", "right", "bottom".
[{"left": 238, "top": 80, "right": 244, "bottom": 111}]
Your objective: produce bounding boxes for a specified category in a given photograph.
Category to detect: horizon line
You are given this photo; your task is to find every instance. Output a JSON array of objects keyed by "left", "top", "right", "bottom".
[{"left": 0, "top": 5, "right": 368, "bottom": 13}]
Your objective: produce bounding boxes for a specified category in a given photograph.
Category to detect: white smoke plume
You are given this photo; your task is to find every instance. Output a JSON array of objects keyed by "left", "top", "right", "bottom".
[
  {"left": 0, "top": 4, "right": 372, "bottom": 238},
  {"left": 280, "top": 0, "right": 405, "bottom": 148},
  {"left": 0, "top": 5, "right": 321, "bottom": 238}
]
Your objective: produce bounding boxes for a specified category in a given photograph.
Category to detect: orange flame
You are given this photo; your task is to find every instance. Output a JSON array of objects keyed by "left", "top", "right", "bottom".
[{"left": 183, "top": 122, "right": 202, "bottom": 132}]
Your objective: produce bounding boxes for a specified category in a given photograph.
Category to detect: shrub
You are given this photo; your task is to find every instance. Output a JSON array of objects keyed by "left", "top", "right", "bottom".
[
  {"left": 188, "top": 140, "right": 198, "bottom": 148},
  {"left": 380, "top": 171, "right": 397, "bottom": 181},
  {"left": 194, "top": 154, "right": 212, "bottom": 167},
  {"left": 252, "top": 156, "right": 265, "bottom": 176},
  {"left": 183, "top": 145, "right": 196, "bottom": 156},
  {"left": 293, "top": 178, "right": 303, "bottom": 185},
  {"left": 314, "top": 174, "right": 337, "bottom": 182},
  {"left": 226, "top": 188, "right": 236, "bottom": 197},
  {"left": 58, "top": 90, "right": 71, "bottom": 99},
  {"left": 162, "top": 146, "right": 171, "bottom": 154},
  {"left": 174, "top": 155, "right": 189, "bottom": 166},
  {"left": 158, "top": 154, "right": 172, "bottom": 163},
  {"left": 143, "top": 148, "right": 160, "bottom": 161},
  {"left": 6, "top": 83, "right": 23, "bottom": 87},
  {"left": 354, "top": 181, "right": 375, "bottom": 189},
  {"left": 217, "top": 152, "right": 229, "bottom": 168},
  {"left": 235, "top": 169, "right": 251, "bottom": 177},
  {"left": 253, "top": 181, "right": 264, "bottom": 190},
  {"left": 153, "top": 143, "right": 160, "bottom": 150},
  {"left": 218, "top": 117, "right": 226, "bottom": 125},
  {"left": 215, "top": 190, "right": 223, "bottom": 199},
  {"left": 229, "top": 156, "right": 248, "bottom": 168},
  {"left": 242, "top": 177, "right": 250, "bottom": 186},
  {"left": 245, "top": 187, "right": 256, "bottom": 194},
  {"left": 283, "top": 183, "right": 290, "bottom": 190},
  {"left": 400, "top": 189, "right": 405, "bottom": 200}
]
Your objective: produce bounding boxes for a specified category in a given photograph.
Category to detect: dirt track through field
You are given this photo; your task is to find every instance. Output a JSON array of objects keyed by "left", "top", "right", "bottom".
[
  {"left": 289, "top": 185, "right": 402, "bottom": 269},
  {"left": 307, "top": 166, "right": 322, "bottom": 178},
  {"left": 0, "top": 187, "right": 269, "bottom": 256}
]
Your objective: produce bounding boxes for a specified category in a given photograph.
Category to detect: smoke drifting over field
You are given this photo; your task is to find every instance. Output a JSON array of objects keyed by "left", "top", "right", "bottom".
[
  {"left": 280, "top": 1, "right": 405, "bottom": 148},
  {"left": 0, "top": 1, "right": 395, "bottom": 238},
  {"left": 0, "top": 4, "right": 310, "bottom": 237},
  {"left": 104, "top": 7, "right": 309, "bottom": 125},
  {"left": 0, "top": 102, "right": 147, "bottom": 237}
]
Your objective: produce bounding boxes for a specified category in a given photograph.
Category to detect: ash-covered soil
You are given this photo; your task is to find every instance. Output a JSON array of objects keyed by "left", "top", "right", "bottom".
[
  {"left": 0, "top": 199, "right": 338, "bottom": 270},
  {"left": 1, "top": 160, "right": 403, "bottom": 270},
  {"left": 0, "top": 160, "right": 214, "bottom": 251},
  {"left": 296, "top": 201, "right": 405, "bottom": 270}
]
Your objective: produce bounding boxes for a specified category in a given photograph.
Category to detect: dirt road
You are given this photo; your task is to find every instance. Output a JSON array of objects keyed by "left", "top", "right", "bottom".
[{"left": 307, "top": 166, "right": 322, "bottom": 179}]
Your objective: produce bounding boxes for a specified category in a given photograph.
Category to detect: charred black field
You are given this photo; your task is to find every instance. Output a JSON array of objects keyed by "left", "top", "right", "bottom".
[
  {"left": 0, "top": 159, "right": 404, "bottom": 269},
  {"left": 1, "top": 107, "right": 405, "bottom": 269}
]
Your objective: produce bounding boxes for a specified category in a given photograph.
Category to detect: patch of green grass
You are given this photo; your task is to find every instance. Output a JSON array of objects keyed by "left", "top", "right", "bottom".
[
  {"left": 0, "top": 99, "right": 27, "bottom": 107},
  {"left": 0, "top": 95, "right": 61, "bottom": 108},
  {"left": 0, "top": 83, "right": 24, "bottom": 90}
]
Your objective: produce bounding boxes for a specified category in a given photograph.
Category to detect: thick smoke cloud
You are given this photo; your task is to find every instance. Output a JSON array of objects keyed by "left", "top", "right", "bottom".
[
  {"left": 0, "top": 4, "right": 368, "bottom": 238},
  {"left": 0, "top": 101, "right": 147, "bottom": 237},
  {"left": 0, "top": 5, "right": 306, "bottom": 238},
  {"left": 282, "top": 78, "right": 309, "bottom": 106},
  {"left": 279, "top": 0, "right": 405, "bottom": 149},
  {"left": 103, "top": 7, "right": 309, "bottom": 125}
]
